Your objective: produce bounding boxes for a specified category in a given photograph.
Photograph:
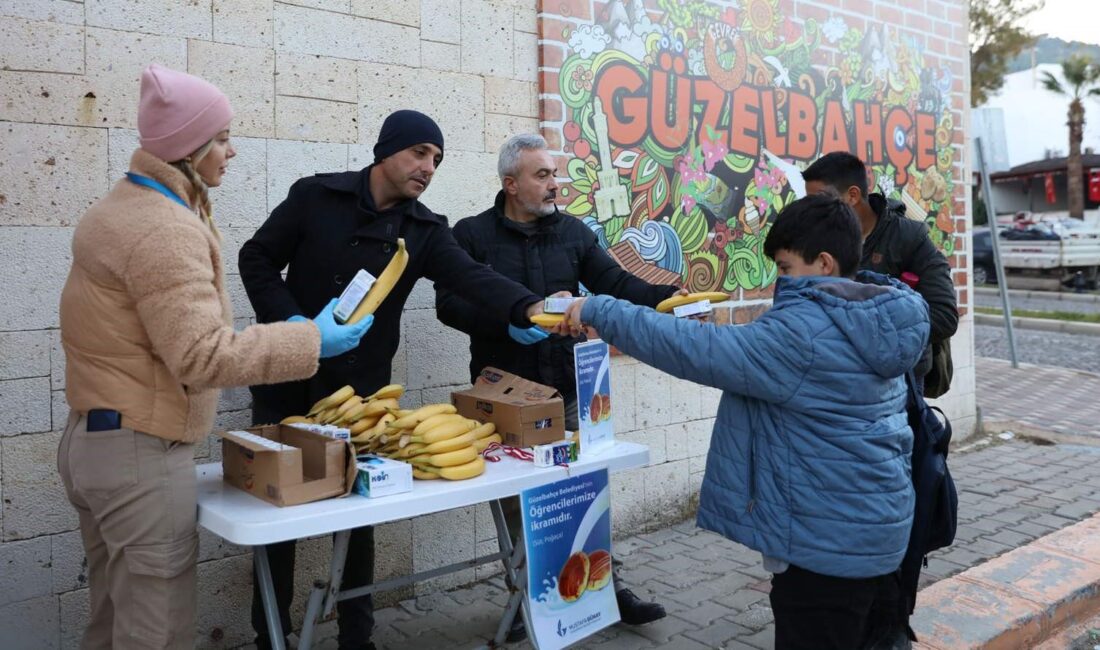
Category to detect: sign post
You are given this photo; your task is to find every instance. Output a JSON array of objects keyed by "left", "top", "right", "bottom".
[{"left": 520, "top": 468, "right": 620, "bottom": 649}]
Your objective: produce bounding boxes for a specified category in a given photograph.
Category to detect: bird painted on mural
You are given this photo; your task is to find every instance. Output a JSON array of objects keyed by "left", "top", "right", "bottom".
[
  {"left": 763, "top": 55, "right": 792, "bottom": 88},
  {"left": 762, "top": 149, "right": 807, "bottom": 199}
]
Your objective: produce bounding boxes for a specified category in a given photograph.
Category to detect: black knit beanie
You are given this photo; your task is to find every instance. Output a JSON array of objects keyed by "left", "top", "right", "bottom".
[{"left": 373, "top": 110, "right": 445, "bottom": 163}]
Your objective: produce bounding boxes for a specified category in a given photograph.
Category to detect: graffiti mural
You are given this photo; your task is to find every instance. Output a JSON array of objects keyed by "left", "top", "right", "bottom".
[{"left": 540, "top": 0, "right": 959, "bottom": 293}]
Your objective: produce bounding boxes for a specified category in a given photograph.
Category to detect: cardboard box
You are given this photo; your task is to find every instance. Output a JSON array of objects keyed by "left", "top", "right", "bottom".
[
  {"left": 452, "top": 367, "right": 565, "bottom": 448},
  {"left": 218, "top": 425, "right": 357, "bottom": 507},
  {"left": 352, "top": 454, "right": 413, "bottom": 498}
]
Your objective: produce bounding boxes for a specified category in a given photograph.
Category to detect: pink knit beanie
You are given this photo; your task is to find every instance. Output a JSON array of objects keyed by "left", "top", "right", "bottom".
[{"left": 137, "top": 63, "right": 233, "bottom": 163}]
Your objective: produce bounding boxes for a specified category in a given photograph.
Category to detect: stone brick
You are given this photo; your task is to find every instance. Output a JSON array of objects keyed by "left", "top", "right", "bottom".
[
  {"left": 276, "top": 95, "right": 358, "bottom": 144},
  {"left": 274, "top": 3, "right": 419, "bottom": 66},
  {"left": 0, "top": 122, "right": 108, "bottom": 227},
  {"left": 275, "top": 51, "right": 359, "bottom": 104},
  {"left": 484, "top": 77, "right": 537, "bottom": 117},
  {"left": 189, "top": 40, "right": 276, "bottom": 139},
  {"left": 0, "top": 594, "right": 60, "bottom": 649},
  {"left": 514, "top": 5, "right": 537, "bottom": 34},
  {"left": 403, "top": 308, "right": 472, "bottom": 390},
  {"left": 2, "top": 430, "right": 77, "bottom": 540},
  {"left": 213, "top": 0, "right": 274, "bottom": 49},
  {"left": 421, "top": 41, "right": 462, "bottom": 74},
  {"left": 461, "top": 0, "right": 514, "bottom": 77},
  {"left": 610, "top": 360, "right": 636, "bottom": 433},
  {"left": 514, "top": 29, "right": 538, "bottom": 82},
  {"left": 358, "top": 62, "right": 485, "bottom": 154},
  {"left": 669, "top": 376, "right": 703, "bottom": 423},
  {"left": 0, "top": 16, "right": 83, "bottom": 74},
  {"left": 265, "top": 139, "right": 348, "bottom": 213},
  {"left": 0, "top": 330, "right": 50, "bottom": 381},
  {"left": 413, "top": 506, "right": 477, "bottom": 592},
  {"left": 665, "top": 421, "right": 692, "bottom": 462},
  {"left": 420, "top": 149, "right": 498, "bottom": 220},
  {"left": 421, "top": 0, "right": 460, "bottom": 44},
  {"left": 50, "top": 529, "right": 86, "bottom": 594},
  {"left": 0, "top": 377, "right": 50, "bottom": 435},
  {"left": 59, "top": 588, "right": 89, "bottom": 650},
  {"left": 86, "top": 0, "right": 211, "bottom": 39},
  {"left": 51, "top": 390, "right": 68, "bottom": 434},
  {"left": 208, "top": 135, "right": 268, "bottom": 230},
  {"left": 0, "top": 0, "right": 85, "bottom": 24},
  {"left": 351, "top": 0, "right": 419, "bottom": 26},
  {"left": 85, "top": 27, "right": 188, "bottom": 129},
  {"left": 484, "top": 113, "right": 538, "bottom": 152},
  {"left": 0, "top": 227, "right": 73, "bottom": 330},
  {"left": 644, "top": 460, "right": 692, "bottom": 528},
  {"left": 194, "top": 553, "right": 254, "bottom": 648},
  {"left": 610, "top": 467, "right": 648, "bottom": 538},
  {"left": 0, "top": 536, "right": 52, "bottom": 607},
  {"left": 634, "top": 363, "right": 673, "bottom": 429}
]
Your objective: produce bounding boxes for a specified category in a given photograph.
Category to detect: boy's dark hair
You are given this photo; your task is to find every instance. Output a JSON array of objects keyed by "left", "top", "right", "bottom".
[
  {"left": 764, "top": 194, "right": 862, "bottom": 278},
  {"left": 802, "top": 151, "right": 868, "bottom": 200}
]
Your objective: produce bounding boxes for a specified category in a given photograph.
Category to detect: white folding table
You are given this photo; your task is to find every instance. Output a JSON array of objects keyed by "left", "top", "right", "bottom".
[{"left": 196, "top": 441, "right": 649, "bottom": 649}]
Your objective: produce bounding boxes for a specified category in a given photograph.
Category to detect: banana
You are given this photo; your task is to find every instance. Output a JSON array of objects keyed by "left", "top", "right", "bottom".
[
  {"left": 470, "top": 422, "right": 496, "bottom": 440},
  {"left": 530, "top": 313, "right": 564, "bottom": 328},
  {"left": 411, "top": 445, "right": 478, "bottom": 468},
  {"left": 335, "top": 394, "right": 365, "bottom": 417},
  {"left": 412, "top": 468, "right": 440, "bottom": 480},
  {"left": 388, "top": 408, "right": 414, "bottom": 418},
  {"left": 389, "top": 404, "right": 457, "bottom": 430},
  {"left": 417, "top": 429, "right": 479, "bottom": 454},
  {"left": 473, "top": 433, "right": 502, "bottom": 452},
  {"left": 362, "top": 398, "right": 399, "bottom": 419},
  {"left": 308, "top": 385, "right": 355, "bottom": 416},
  {"left": 280, "top": 415, "right": 313, "bottom": 425},
  {"left": 362, "top": 413, "right": 396, "bottom": 439},
  {"left": 438, "top": 456, "right": 486, "bottom": 480},
  {"left": 407, "top": 420, "right": 476, "bottom": 446},
  {"left": 412, "top": 413, "right": 466, "bottom": 436},
  {"left": 346, "top": 238, "right": 408, "bottom": 324},
  {"left": 396, "top": 443, "right": 427, "bottom": 459},
  {"left": 366, "top": 384, "right": 405, "bottom": 401},
  {"left": 349, "top": 415, "right": 381, "bottom": 436},
  {"left": 655, "top": 291, "right": 730, "bottom": 314},
  {"left": 317, "top": 407, "right": 340, "bottom": 424}
]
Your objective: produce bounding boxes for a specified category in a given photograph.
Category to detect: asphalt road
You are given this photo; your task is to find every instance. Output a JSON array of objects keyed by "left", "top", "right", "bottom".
[{"left": 975, "top": 323, "right": 1100, "bottom": 373}]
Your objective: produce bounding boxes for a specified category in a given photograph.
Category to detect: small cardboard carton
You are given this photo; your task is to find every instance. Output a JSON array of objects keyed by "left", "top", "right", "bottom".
[
  {"left": 218, "top": 424, "right": 358, "bottom": 507},
  {"left": 352, "top": 454, "right": 413, "bottom": 498},
  {"left": 452, "top": 367, "right": 565, "bottom": 448}
]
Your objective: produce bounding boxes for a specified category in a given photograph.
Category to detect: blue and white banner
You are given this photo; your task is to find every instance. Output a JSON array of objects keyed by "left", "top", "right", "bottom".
[
  {"left": 573, "top": 339, "right": 614, "bottom": 455},
  {"left": 521, "top": 469, "right": 619, "bottom": 649}
]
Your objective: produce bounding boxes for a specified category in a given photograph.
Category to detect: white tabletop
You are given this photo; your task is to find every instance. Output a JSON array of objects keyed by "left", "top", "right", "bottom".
[{"left": 197, "top": 441, "right": 650, "bottom": 546}]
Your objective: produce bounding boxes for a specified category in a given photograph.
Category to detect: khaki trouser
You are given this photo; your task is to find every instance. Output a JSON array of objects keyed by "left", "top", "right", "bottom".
[{"left": 57, "top": 411, "right": 199, "bottom": 650}]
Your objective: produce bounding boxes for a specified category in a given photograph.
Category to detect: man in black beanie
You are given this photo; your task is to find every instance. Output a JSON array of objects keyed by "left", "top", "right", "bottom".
[{"left": 239, "top": 110, "right": 548, "bottom": 650}]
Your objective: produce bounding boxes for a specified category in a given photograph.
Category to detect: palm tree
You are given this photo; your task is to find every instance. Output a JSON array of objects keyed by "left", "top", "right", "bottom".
[{"left": 1041, "top": 55, "right": 1100, "bottom": 218}]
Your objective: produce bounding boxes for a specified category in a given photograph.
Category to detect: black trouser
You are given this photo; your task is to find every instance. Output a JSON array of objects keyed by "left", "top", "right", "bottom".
[
  {"left": 250, "top": 403, "right": 375, "bottom": 650},
  {"left": 251, "top": 527, "right": 375, "bottom": 650},
  {"left": 769, "top": 564, "right": 907, "bottom": 650}
]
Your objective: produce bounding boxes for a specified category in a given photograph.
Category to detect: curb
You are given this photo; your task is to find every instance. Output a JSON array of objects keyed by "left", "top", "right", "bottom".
[
  {"left": 974, "top": 312, "right": 1100, "bottom": 336},
  {"left": 975, "top": 287, "right": 1100, "bottom": 304},
  {"left": 912, "top": 513, "right": 1100, "bottom": 649}
]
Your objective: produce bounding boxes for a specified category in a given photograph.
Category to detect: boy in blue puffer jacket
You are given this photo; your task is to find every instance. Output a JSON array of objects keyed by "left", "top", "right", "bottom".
[{"left": 560, "top": 194, "right": 929, "bottom": 649}]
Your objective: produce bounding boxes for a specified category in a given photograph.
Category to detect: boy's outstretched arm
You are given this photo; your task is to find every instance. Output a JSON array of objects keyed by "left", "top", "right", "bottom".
[{"left": 564, "top": 295, "right": 812, "bottom": 403}]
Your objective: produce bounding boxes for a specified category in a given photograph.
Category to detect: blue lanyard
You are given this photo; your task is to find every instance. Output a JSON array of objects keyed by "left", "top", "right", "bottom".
[{"left": 125, "top": 172, "right": 190, "bottom": 209}]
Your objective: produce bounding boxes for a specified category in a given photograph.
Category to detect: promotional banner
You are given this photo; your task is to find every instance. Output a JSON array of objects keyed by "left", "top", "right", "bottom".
[
  {"left": 573, "top": 339, "right": 614, "bottom": 455},
  {"left": 521, "top": 469, "right": 619, "bottom": 649}
]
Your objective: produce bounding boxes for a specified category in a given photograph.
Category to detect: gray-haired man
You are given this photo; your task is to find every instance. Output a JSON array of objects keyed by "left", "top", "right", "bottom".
[{"left": 436, "top": 134, "right": 674, "bottom": 640}]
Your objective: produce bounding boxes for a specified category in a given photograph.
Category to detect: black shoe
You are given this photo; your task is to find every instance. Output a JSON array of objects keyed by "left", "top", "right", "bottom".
[
  {"left": 505, "top": 616, "right": 527, "bottom": 643},
  {"left": 616, "top": 588, "right": 666, "bottom": 626}
]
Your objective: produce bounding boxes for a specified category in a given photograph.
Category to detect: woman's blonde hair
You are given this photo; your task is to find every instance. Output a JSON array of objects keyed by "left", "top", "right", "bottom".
[{"left": 170, "top": 138, "right": 219, "bottom": 239}]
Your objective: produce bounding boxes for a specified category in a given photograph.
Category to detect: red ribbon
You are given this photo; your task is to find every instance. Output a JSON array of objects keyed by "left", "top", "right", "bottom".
[{"left": 481, "top": 442, "right": 534, "bottom": 463}]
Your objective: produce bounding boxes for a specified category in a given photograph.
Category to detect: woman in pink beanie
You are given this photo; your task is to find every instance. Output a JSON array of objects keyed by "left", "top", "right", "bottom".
[{"left": 57, "top": 64, "right": 372, "bottom": 649}]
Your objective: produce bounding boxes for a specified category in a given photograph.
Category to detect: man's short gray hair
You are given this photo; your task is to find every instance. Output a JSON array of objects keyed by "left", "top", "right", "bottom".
[{"left": 498, "top": 134, "right": 548, "bottom": 181}]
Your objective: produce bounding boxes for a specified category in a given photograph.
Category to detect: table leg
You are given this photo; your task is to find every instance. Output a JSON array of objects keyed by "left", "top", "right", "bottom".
[
  {"left": 322, "top": 529, "right": 352, "bottom": 618},
  {"left": 253, "top": 545, "right": 286, "bottom": 650},
  {"left": 297, "top": 580, "right": 327, "bottom": 650},
  {"left": 490, "top": 499, "right": 539, "bottom": 649}
]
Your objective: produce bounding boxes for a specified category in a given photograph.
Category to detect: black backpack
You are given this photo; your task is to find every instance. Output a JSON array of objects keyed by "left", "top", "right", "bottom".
[{"left": 899, "top": 370, "right": 958, "bottom": 615}]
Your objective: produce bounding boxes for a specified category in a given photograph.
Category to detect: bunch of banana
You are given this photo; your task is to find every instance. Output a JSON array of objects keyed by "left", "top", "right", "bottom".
[{"left": 278, "top": 384, "right": 408, "bottom": 454}]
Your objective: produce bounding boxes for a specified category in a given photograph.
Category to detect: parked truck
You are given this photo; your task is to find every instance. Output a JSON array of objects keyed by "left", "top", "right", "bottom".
[{"left": 974, "top": 217, "right": 1100, "bottom": 288}]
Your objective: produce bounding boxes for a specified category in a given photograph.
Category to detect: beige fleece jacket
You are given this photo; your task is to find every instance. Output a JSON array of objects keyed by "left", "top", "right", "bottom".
[{"left": 60, "top": 149, "right": 320, "bottom": 443}]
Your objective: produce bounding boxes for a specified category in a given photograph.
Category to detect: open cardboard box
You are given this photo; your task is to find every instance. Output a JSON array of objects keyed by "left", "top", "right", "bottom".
[
  {"left": 452, "top": 367, "right": 565, "bottom": 448},
  {"left": 218, "top": 424, "right": 358, "bottom": 507}
]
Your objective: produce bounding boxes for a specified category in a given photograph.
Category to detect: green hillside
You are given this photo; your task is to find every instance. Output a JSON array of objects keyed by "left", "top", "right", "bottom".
[{"left": 1007, "top": 35, "right": 1100, "bottom": 73}]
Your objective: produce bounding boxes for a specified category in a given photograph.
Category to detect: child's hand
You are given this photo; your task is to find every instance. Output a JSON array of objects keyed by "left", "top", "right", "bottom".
[{"left": 562, "top": 297, "right": 588, "bottom": 337}]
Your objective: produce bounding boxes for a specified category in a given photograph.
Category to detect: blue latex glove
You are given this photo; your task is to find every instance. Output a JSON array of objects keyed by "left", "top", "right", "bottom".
[
  {"left": 508, "top": 323, "right": 549, "bottom": 345},
  {"left": 296, "top": 299, "right": 374, "bottom": 359}
]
